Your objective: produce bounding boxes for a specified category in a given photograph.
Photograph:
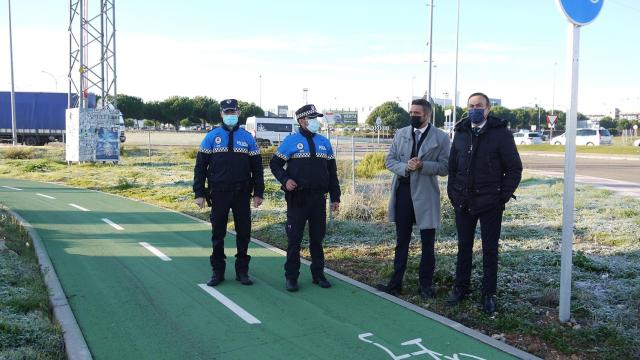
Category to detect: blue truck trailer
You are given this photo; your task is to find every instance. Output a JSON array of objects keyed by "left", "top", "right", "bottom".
[
  {"left": 0, "top": 92, "right": 70, "bottom": 145},
  {"left": 0, "top": 91, "right": 123, "bottom": 146}
]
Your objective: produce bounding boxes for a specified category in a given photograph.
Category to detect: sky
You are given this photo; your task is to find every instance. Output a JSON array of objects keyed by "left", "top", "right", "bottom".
[{"left": 1, "top": 0, "right": 639, "bottom": 115}]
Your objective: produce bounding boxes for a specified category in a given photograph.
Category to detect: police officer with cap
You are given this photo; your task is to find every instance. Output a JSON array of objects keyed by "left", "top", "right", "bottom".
[
  {"left": 193, "top": 99, "right": 264, "bottom": 287},
  {"left": 270, "top": 104, "right": 340, "bottom": 292}
]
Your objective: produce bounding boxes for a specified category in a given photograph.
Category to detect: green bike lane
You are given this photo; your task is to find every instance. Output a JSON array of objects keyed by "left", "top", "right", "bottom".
[{"left": 0, "top": 178, "right": 533, "bottom": 360}]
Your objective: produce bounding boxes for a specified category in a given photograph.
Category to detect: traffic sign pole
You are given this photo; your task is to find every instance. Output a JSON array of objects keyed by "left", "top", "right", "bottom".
[
  {"left": 556, "top": 0, "right": 603, "bottom": 324},
  {"left": 560, "top": 22, "right": 580, "bottom": 324}
]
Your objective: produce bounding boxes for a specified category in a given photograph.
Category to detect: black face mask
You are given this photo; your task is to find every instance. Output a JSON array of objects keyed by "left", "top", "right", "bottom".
[{"left": 411, "top": 115, "right": 423, "bottom": 128}]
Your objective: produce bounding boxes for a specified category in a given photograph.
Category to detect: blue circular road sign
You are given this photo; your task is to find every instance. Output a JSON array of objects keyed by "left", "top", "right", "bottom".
[{"left": 557, "top": 0, "right": 604, "bottom": 25}]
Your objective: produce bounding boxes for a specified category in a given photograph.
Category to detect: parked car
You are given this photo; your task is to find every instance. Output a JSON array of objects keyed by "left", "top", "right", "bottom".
[
  {"left": 513, "top": 131, "right": 543, "bottom": 145},
  {"left": 551, "top": 128, "right": 612, "bottom": 146}
]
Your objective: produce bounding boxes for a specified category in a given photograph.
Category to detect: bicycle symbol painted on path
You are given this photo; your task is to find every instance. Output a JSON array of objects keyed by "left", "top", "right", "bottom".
[{"left": 358, "top": 333, "right": 487, "bottom": 360}]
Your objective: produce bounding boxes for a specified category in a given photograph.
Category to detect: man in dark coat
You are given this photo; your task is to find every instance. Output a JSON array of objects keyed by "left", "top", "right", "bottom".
[{"left": 447, "top": 92, "right": 523, "bottom": 315}]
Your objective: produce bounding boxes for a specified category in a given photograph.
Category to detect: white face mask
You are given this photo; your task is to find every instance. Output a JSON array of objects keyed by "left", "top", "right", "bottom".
[{"left": 307, "top": 118, "right": 320, "bottom": 133}]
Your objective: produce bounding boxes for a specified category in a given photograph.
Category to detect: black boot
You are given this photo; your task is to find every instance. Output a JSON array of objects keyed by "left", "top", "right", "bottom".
[
  {"left": 286, "top": 278, "right": 299, "bottom": 292},
  {"left": 312, "top": 274, "right": 332, "bottom": 288},
  {"left": 446, "top": 287, "right": 469, "bottom": 306},
  {"left": 375, "top": 282, "right": 402, "bottom": 296},
  {"left": 235, "top": 255, "right": 253, "bottom": 285},
  {"left": 235, "top": 271, "right": 254, "bottom": 285},
  {"left": 419, "top": 286, "right": 435, "bottom": 299},
  {"left": 207, "top": 262, "right": 225, "bottom": 287},
  {"left": 482, "top": 294, "right": 497, "bottom": 315},
  {"left": 206, "top": 272, "right": 225, "bottom": 287}
]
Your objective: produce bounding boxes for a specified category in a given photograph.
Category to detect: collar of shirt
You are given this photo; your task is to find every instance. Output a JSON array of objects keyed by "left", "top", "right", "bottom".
[
  {"left": 414, "top": 123, "right": 430, "bottom": 136},
  {"left": 472, "top": 120, "right": 487, "bottom": 129}
]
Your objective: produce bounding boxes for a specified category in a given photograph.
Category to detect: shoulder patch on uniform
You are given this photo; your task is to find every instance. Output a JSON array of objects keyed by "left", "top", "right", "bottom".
[
  {"left": 296, "top": 143, "right": 304, "bottom": 150},
  {"left": 214, "top": 136, "right": 222, "bottom": 145}
]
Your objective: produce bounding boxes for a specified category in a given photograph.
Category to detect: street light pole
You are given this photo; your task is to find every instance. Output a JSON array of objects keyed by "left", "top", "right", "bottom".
[
  {"left": 411, "top": 75, "right": 415, "bottom": 100},
  {"left": 259, "top": 74, "right": 262, "bottom": 109},
  {"left": 432, "top": 64, "right": 437, "bottom": 124},
  {"left": 552, "top": 61, "right": 557, "bottom": 115},
  {"left": 303, "top": 88, "right": 308, "bottom": 105},
  {"left": 538, "top": 104, "right": 541, "bottom": 130},
  {"left": 453, "top": 0, "right": 460, "bottom": 127},
  {"left": 8, "top": 0, "right": 18, "bottom": 146},
  {"left": 426, "top": 1, "right": 435, "bottom": 103},
  {"left": 41, "top": 70, "right": 59, "bottom": 92}
]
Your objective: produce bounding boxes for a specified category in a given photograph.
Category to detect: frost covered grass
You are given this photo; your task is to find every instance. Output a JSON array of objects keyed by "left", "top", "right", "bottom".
[
  {"left": 1, "top": 145, "right": 639, "bottom": 358},
  {"left": 0, "top": 209, "right": 65, "bottom": 359}
]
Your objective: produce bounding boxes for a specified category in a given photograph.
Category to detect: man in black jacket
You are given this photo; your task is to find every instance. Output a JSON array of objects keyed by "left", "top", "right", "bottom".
[
  {"left": 447, "top": 92, "right": 522, "bottom": 314},
  {"left": 193, "top": 99, "right": 264, "bottom": 287}
]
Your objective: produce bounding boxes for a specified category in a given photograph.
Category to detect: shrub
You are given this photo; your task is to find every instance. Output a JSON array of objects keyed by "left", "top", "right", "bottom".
[
  {"left": 337, "top": 185, "right": 389, "bottom": 222},
  {"left": 356, "top": 152, "right": 386, "bottom": 179},
  {"left": 260, "top": 146, "right": 278, "bottom": 168},
  {"left": 113, "top": 172, "right": 142, "bottom": 190},
  {"left": 22, "top": 159, "right": 57, "bottom": 172},
  {"left": 182, "top": 147, "right": 198, "bottom": 160},
  {"left": 2, "top": 147, "right": 36, "bottom": 160}
]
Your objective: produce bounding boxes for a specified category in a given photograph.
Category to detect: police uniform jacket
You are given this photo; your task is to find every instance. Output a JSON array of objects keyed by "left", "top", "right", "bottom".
[
  {"left": 270, "top": 128, "right": 340, "bottom": 203},
  {"left": 193, "top": 125, "right": 264, "bottom": 198}
]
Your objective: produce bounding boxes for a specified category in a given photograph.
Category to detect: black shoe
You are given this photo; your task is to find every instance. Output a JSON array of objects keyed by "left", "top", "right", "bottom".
[
  {"left": 446, "top": 288, "right": 469, "bottom": 306},
  {"left": 375, "top": 283, "right": 401, "bottom": 296},
  {"left": 286, "top": 278, "right": 299, "bottom": 292},
  {"left": 419, "top": 286, "right": 435, "bottom": 300},
  {"left": 235, "top": 272, "right": 254, "bottom": 286},
  {"left": 482, "top": 294, "right": 497, "bottom": 315},
  {"left": 312, "top": 274, "right": 332, "bottom": 288},
  {"left": 206, "top": 274, "right": 225, "bottom": 287}
]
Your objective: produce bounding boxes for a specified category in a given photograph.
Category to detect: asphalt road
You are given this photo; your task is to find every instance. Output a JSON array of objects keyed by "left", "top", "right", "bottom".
[
  {"left": 520, "top": 152, "right": 640, "bottom": 183},
  {"left": 520, "top": 152, "right": 640, "bottom": 197}
]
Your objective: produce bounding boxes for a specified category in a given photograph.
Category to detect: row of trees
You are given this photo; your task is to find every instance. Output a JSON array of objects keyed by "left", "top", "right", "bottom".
[
  {"left": 117, "top": 94, "right": 637, "bottom": 133},
  {"left": 598, "top": 117, "right": 640, "bottom": 132},
  {"left": 116, "top": 94, "right": 265, "bottom": 130},
  {"left": 365, "top": 101, "right": 595, "bottom": 131}
]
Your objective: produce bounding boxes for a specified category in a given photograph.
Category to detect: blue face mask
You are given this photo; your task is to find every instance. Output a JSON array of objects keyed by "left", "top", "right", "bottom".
[
  {"left": 307, "top": 118, "right": 320, "bottom": 133},
  {"left": 223, "top": 114, "right": 238, "bottom": 127},
  {"left": 469, "top": 108, "right": 485, "bottom": 124}
]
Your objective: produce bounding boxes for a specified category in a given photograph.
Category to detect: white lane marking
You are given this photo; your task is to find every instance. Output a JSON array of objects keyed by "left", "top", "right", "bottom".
[
  {"left": 138, "top": 242, "right": 171, "bottom": 261},
  {"left": 68, "top": 203, "right": 90, "bottom": 212},
  {"left": 1, "top": 185, "right": 22, "bottom": 191},
  {"left": 197, "top": 284, "right": 261, "bottom": 324},
  {"left": 36, "top": 193, "right": 56, "bottom": 199},
  {"left": 102, "top": 218, "right": 124, "bottom": 231}
]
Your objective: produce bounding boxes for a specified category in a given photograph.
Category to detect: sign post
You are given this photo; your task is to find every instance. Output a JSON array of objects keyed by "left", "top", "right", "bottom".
[
  {"left": 547, "top": 115, "right": 558, "bottom": 142},
  {"left": 556, "top": 0, "right": 604, "bottom": 324}
]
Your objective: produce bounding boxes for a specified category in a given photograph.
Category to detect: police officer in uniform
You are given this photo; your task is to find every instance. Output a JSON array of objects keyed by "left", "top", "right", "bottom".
[
  {"left": 270, "top": 104, "right": 340, "bottom": 292},
  {"left": 193, "top": 99, "right": 264, "bottom": 287}
]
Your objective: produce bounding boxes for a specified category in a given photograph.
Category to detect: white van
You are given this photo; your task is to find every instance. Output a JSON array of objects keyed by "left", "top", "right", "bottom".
[
  {"left": 245, "top": 116, "right": 298, "bottom": 146},
  {"left": 551, "top": 127, "right": 612, "bottom": 146}
]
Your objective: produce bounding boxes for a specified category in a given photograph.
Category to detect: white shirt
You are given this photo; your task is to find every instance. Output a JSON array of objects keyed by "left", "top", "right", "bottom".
[
  {"left": 472, "top": 120, "right": 487, "bottom": 129},
  {"left": 414, "top": 123, "right": 430, "bottom": 138}
]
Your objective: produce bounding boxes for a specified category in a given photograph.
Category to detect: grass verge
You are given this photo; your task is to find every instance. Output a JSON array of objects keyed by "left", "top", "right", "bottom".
[{"left": 0, "top": 208, "right": 66, "bottom": 360}]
